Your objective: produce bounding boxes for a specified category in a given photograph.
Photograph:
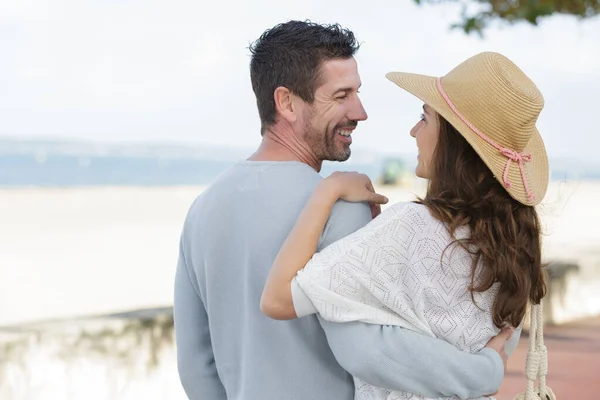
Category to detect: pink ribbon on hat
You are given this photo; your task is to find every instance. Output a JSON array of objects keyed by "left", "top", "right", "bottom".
[{"left": 435, "top": 77, "right": 535, "bottom": 203}]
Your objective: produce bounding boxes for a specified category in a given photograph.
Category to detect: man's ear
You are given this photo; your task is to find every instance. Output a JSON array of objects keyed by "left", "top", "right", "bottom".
[{"left": 274, "top": 86, "right": 297, "bottom": 124}]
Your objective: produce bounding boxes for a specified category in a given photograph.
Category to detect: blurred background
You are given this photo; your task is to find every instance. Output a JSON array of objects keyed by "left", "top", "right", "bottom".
[{"left": 1, "top": 0, "right": 599, "bottom": 399}]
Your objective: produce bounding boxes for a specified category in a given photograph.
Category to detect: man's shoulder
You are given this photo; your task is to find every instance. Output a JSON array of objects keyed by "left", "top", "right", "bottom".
[
  {"left": 329, "top": 198, "right": 372, "bottom": 217},
  {"left": 187, "top": 161, "right": 325, "bottom": 216},
  {"left": 199, "top": 161, "right": 317, "bottom": 192},
  {"left": 215, "top": 161, "right": 323, "bottom": 190},
  {"left": 319, "top": 200, "right": 372, "bottom": 249}
]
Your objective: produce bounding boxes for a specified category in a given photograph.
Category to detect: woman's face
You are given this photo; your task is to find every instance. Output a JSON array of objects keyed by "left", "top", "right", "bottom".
[{"left": 410, "top": 104, "right": 440, "bottom": 179}]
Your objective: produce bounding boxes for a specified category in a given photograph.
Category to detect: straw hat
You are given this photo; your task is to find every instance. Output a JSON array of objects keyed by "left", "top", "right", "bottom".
[{"left": 386, "top": 52, "right": 549, "bottom": 206}]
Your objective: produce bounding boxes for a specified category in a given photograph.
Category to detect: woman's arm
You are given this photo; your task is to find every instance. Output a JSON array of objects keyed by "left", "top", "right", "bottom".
[{"left": 260, "top": 172, "right": 387, "bottom": 320}]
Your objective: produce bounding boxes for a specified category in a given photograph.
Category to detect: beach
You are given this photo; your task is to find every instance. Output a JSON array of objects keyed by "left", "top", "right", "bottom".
[
  {"left": 0, "top": 186, "right": 196, "bottom": 326},
  {"left": 0, "top": 180, "right": 598, "bottom": 399},
  {"left": 1, "top": 180, "right": 599, "bottom": 326}
]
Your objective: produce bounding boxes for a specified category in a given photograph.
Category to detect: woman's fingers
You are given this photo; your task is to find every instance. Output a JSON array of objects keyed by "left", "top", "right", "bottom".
[
  {"left": 367, "top": 192, "right": 389, "bottom": 205},
  {"left": 326, "top": 172, "right": 389, "bottom": 207}
]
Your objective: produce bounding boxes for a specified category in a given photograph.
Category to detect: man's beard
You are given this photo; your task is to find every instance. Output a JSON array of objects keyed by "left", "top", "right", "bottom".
[{"left": 305, "top": 120, "right": 353, "bottom": 162}]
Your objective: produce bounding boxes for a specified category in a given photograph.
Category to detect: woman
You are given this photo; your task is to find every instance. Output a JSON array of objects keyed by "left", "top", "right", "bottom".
[{"left": 261, "top": 52, "right": 548, "bottom": 399}]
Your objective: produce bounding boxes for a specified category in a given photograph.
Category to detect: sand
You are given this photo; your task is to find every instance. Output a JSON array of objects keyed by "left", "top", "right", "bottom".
[{"left": 1, "top": 181, "right": 598, "bottom": 326}]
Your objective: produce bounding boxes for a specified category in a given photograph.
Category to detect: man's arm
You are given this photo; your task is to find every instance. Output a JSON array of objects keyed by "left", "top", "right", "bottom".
[
  {"left": 174, "top": 240, "right": 227, "bottom": 399},
  {"left": 318, "top": 200, "right": 504, "bottom": 398},
  {"left": 320, "top": 319, "right": 504, "bottom": 399}
]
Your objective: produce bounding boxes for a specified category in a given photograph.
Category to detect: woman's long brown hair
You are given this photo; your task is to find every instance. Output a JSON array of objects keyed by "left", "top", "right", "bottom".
[{"left": 417, "top": 115, "right": 547, "bottom": 328}]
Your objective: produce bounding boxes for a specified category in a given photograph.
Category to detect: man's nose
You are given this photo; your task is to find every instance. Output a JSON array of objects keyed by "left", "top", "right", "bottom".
[{"left": 349, "top": 97, "right": 368, "bottom": 122}]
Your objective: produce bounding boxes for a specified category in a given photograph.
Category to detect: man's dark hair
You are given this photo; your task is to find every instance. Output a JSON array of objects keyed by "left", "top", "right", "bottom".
[{"left": 249, "top": 20, "right": 360, "bottom": 133}]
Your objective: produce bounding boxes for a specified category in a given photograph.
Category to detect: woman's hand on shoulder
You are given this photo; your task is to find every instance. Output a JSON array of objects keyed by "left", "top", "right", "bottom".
[{"left": 319, "top": 171, "right": 389, "bottom": 217}]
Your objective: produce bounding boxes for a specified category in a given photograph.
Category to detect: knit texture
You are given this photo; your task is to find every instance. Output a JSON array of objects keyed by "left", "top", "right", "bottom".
[{"left": 294, "top": 202, "right": 519, "bottom": 400}]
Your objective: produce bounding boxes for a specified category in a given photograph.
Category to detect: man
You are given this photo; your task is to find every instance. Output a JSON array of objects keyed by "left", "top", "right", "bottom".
[{"left": 174, "top": 20, "right": 513, "bottom": 399}]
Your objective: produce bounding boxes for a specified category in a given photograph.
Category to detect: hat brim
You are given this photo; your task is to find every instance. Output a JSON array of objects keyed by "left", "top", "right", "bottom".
[{"left": 385, "top": 72, "right": 549, "bottom": 206}]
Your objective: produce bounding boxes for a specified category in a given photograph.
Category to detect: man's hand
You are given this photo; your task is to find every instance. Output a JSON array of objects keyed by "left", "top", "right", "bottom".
[{"left": 484, "top": 326, "right": 514, "bottom": 395}]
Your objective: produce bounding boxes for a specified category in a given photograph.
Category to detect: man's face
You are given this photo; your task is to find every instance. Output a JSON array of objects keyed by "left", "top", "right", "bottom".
[{"left": 300, "top": 57, "right": 367, "bottom": 162}]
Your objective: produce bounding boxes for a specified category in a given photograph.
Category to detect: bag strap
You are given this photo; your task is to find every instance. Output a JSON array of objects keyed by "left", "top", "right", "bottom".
[{"left": 514, "top": 300, "right": 556, "bottom": 400}]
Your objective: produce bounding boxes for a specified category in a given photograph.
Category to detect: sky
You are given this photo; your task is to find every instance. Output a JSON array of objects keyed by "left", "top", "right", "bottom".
[{"left": 0, "top": 0, "right": 599, "bottom": 161}]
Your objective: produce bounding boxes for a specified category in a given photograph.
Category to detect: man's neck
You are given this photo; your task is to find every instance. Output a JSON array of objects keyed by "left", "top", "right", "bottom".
[{"left": 248, "top": 125, "right": 322, "bottom": 172}]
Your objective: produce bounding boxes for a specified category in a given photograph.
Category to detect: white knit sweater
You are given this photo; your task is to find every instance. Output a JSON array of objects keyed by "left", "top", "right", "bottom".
[{"left": 292, "top": 202, "right": 515, "bottom": 400}]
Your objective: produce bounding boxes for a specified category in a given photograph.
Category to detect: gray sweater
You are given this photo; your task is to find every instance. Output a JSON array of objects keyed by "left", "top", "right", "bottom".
[{"left": 174, "top": 161, "right": 505, "bottom": 400}]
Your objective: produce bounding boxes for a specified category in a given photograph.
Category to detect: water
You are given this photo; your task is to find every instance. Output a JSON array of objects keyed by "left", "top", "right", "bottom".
[
  {"left": 0, "top": 148, "right": 597, "bottom": 187},
  {"left": 0, "top": 153, "right": 385, "bottom": 187}
]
